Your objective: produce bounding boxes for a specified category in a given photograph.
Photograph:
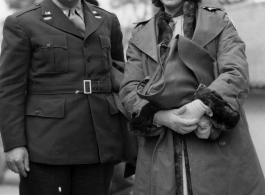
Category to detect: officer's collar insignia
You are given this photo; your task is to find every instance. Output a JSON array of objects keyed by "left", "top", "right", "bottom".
[
  {"left": 43, "top": 16, "right": 52, "bottom": 20},
  {"left": 92, "top": 11, "right": 101, "bottom": 19},
  {"left": 44, "top": 11, "right": 51, "bottom": 15}
]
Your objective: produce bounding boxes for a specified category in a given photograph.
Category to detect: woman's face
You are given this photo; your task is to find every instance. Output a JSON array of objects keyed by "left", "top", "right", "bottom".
[{"left": 160, "top": 0, "right": 183, "bottom": 9}]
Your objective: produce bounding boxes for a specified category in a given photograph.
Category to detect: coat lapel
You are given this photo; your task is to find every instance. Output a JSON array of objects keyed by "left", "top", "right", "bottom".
[
  {"left": 192, "top": 0, "right": 227, "bottom": 47},
  {"left": 40, "top": 0, "right": 83, "bottom": 38},
  {"left": 83, "top": 2, "right": 105, "bottom": 40},
  {"left": 178, "top": 35, "right": 215, "bottom": 86},
  {"left": 130, "top": 17, "right": 158, "bottom": 63},
  {"left": 130, "top": 0, "right": 226, "bottom": 62}
]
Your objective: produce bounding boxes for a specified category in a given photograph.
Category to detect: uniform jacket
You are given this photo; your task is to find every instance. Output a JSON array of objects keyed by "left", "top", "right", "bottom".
[
  {"left": 119, "top": 0, "right": 265, "bottom": 194},
  {"left": 0, "top": 0, "right": 125, "bottom": 164}
]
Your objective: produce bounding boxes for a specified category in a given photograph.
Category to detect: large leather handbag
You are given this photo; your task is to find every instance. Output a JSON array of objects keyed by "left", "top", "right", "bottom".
[{"left": 137, "top": 35, "right": 216, "bottom": 109}]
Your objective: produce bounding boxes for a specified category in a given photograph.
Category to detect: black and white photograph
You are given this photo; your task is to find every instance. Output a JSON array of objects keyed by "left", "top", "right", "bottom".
[{"left": 0, "top": 0, "right": 265, "bottom": 194}]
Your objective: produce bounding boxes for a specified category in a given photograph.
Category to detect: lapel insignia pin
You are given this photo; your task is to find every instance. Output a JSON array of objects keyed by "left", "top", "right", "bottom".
[
  {"left": 92, "top": 11, "right": 97, "bottom": 14},
  {"left": 95, "top": 16, "right": 101, "bottom": 19},
  {"left": 44, "top": 17, "right": 52, "bottom": 21},
  {"left": 45, "top": 11, "right": 51, "bottom": 15}
]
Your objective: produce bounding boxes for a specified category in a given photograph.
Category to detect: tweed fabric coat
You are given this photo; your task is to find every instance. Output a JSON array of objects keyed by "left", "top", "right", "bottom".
[
  {"left": 0, "top": 0, "right": 124, "bottom": 164},
  {"left": 119, "top": 0, "right": 265, "bottom": 194}
]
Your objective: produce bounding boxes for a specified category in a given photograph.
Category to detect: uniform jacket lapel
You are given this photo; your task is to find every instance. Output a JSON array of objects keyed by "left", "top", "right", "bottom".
[
  {"left": 130, "top": 17, "right": 159, "bottom": 63},
  {"left": 40, "top": 0, "right": 83, "bottom": 38},
  {"left": 83, "top": 2, "right": 105, "bottom": 40}
]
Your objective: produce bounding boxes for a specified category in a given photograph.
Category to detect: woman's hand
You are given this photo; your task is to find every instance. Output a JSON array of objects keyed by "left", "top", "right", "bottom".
[
  {"left": 195, "top": 116, "right": 212, "bottom": 139},
  {"left": 179, "top": 99, "right": 213, "bottom": 119},
  {"left": 153, "top": 106, "right": 199, "bottom": 134}
]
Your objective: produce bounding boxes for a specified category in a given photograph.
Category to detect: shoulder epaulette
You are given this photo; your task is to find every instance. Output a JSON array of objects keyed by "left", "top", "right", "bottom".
[
  {"left": 201, "top": 6, "right": 223, "bottom": 12},
  {"left": 14, "top": 3, "right": 40, "bottom": 17},
  {"left": 133, "top": 18, "right": 151, "bottom": 28},
  {"left": 90, "top": 4, "right": 115, "bottom": 16}
]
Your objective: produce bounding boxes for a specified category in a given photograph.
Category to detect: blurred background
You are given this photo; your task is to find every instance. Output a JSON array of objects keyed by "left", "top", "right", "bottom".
[{"left": 0, "top": 0, "right": 265, "bottom": 194}]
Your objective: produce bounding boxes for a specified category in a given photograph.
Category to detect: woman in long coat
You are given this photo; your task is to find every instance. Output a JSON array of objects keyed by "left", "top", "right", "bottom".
[{"left": 120, "top": 0, "right": 265, "bottom": 194}]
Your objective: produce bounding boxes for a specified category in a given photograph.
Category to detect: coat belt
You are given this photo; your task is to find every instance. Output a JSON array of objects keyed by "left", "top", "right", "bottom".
[{"left": 27, "top": 80, "right": 112, "bottom": 94}]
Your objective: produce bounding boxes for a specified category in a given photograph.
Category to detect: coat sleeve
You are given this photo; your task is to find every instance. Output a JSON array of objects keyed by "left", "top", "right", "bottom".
[
  {"left": 194, "top": 14, "right": 249, "bottom": 138},
  {"left": 110, "top": 14, "right": 124, "bottom": 63},
  {"left": 208, "top": 15, "right": 249, "bottom": 111},
  {"left": 0, "top": 14, "right": 31, "bottom": 152},
  {"left": 119, "top": 36, "right": 164, "bottom": 137}
]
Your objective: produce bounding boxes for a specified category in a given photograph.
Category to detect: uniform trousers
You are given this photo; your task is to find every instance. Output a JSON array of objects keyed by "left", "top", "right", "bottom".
[{"left": 19, "top": 161, "right": 114, "bottom": 195}]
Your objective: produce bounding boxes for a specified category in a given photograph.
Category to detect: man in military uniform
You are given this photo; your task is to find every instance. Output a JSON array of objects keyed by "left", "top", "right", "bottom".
[{"left": 0, "top": 0, "right": 124, "bottom": 194}]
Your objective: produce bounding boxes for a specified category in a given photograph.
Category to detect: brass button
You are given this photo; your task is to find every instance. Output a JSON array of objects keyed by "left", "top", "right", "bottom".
[
  {"left": 35, "top": 110, "right": 39, "bottom": 114},
  {"left": 219, "top": 140, "right": 226, "bottom": 147},
  {"left": 47, "top": 44, "right": 51, "bottom": 48}
]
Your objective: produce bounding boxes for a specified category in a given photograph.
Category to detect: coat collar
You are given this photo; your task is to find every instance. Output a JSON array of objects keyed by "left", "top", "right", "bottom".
[
  {"left": 40, "top": 0, "right": 104, "bottom": 39},
  {"left": 192, "top": 0, "right": 226, "bottom": 47},
  {"left": 83, "top": 2, "right": 105, "bottom": 40},
  {"left": 130, "top": 16, "right": 158, "bottom": 62},
  {"left": 192, "top": 9, "right": 227, "bottom": 47},
  {"left": 131, "top": 0, "right": 226, "bottom": 61},
  {"left": 198, "top": 0, "right": 224, "bottom": 10}
]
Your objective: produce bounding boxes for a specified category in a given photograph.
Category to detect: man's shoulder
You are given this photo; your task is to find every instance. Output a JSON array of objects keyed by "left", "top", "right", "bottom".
[
  {"left": 12, "top": 3, "right": 40, "bottom": 18},
  {"left": 89, "top": 4, "right": 116, "bottom": 17}
]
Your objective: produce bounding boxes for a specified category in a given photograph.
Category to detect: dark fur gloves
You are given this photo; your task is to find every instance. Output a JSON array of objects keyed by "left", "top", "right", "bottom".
[{"left": 194, "top": 85, "right": 240, "bottom": 131}]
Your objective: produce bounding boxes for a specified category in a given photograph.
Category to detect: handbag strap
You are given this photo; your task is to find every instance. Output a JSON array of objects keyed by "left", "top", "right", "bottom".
[{"left": 140, "top": 63, "right": 162, "bottom": 95}]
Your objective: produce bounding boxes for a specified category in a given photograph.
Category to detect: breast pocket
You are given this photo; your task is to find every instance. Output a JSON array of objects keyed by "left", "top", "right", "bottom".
[
  {"left": 31, "top": 35, "right": 68, "bottom": 74},
  {"left": 99, "top": 35, "right": 112, "bottom": 72}
]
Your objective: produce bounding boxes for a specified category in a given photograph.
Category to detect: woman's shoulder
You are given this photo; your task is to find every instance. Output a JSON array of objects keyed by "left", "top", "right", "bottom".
[{"left": 131, "top": 17, "right": 152, "bottom": 35}]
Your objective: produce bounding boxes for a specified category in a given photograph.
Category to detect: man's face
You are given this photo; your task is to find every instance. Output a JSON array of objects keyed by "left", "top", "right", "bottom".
[
  {"left": 57, "top": 0, "right": 80, "bottom": 8},
  {"left": 160, "top": 0, "right": 183, "bottom": 9}
]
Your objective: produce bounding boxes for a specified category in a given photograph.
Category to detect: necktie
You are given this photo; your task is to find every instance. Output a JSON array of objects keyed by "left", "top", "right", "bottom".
[{"left": 68, "top": 8, "right": 85, "bottom": 36}]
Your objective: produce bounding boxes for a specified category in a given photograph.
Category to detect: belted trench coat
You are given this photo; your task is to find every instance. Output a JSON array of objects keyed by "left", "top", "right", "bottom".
[{"left": 120, "top": 0, "right": 265, "bottom": 194}]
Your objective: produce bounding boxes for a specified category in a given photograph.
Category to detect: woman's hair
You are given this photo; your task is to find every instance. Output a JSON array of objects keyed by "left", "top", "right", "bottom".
[{"left": 152, "top": 0, "right": 200, "bottom": 7}]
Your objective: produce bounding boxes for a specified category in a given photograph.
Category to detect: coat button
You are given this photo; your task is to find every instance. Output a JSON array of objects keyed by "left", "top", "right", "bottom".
[
  {"left": 86, "top": 57, "right": 91, "bottom": 62},
  {"left": 35, "top": 110, "right": 39, "bottom": 114},
  {"left": 47, "top": 44, "right": 51, "bottom": 48},
  {"left": 238, "top": 91, "right": 246, "bottom": 99},
  {"left": 219, "top": 140, "right": 226, "bottom": 147},
  {"left": 87, "top": 72, "right": 92, "bottom": 77}
]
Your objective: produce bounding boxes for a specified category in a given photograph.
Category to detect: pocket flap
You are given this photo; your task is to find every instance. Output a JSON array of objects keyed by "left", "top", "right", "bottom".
[
  {"left": 26, "top": 96, "right": 65, "bottom": 118},
  {"left": 99, "top": 35, "right": 111, "bottom": 49},
  {"left": 32, "top": 35, "right": 67, "bottom": 51},
  {"left": 105, "top": 94, "right": 119, "bottom": 115}
]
